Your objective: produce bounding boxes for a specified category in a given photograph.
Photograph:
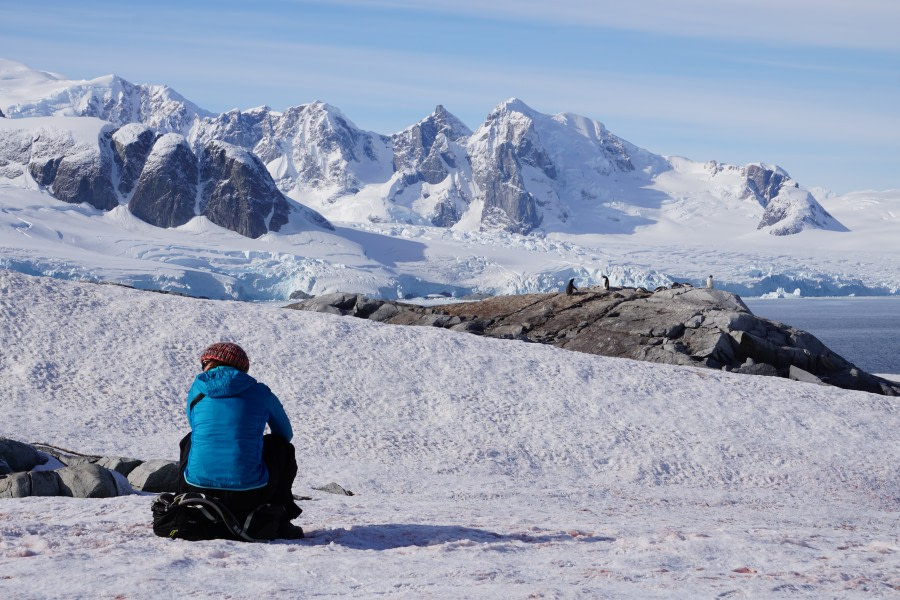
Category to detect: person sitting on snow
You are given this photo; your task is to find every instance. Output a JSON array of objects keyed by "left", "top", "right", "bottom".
[{"left": 177, "top": 342, "right": 304, "bottom": 539}]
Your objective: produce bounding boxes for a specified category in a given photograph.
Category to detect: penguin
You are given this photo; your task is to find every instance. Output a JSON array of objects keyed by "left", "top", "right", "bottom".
[
  {"left": 706, "top": 275, "right": 714, "bottom": 289},
  {"left": 565, "top": 278, "right": 577, "bottom": 296},
  {"left": 602, "top": 275, "right": 610, "bottom": 291}
]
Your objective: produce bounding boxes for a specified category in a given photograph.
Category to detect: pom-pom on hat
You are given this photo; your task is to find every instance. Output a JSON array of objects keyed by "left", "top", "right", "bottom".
[{"left": 200, "top": 342, "right": 250, "bottom": 373}]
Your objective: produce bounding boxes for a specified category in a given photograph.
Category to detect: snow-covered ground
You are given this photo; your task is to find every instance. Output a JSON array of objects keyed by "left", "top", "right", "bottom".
[
  {"left": 2, "top": 182, "right": 899, "bottom": 301},
  {"left": 0, "top": 270, "right": 897, "bottom": 598}
]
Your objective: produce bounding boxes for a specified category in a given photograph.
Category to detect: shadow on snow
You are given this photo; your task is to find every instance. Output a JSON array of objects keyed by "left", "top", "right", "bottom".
[{"left": 293, "top": 523, "right": 615, "bottom": 550}]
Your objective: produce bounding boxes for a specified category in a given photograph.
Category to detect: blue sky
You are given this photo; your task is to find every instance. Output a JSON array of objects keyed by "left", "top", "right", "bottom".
[{"left": 2, "top": 0, "right": 898, "bottom": 192}]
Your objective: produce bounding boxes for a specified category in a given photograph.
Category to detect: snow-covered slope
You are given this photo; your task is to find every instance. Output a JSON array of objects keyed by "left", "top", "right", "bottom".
[
  {"left": 0, "top": 271, "right": 897, "bottom": 598},
  {"left": 0, "top": 58, "right": 213, "bottom": 133},
  {"left": 1, "top": 180, "right": 898, "bottom": 300}
]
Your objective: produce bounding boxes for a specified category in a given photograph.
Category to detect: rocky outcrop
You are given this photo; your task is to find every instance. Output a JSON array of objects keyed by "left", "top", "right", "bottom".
[
  {"left": 732, "top": 164, "right": 847, "bottom": 235},
  {"left": 286, "top": 287, "right": 900, "bottom": 396},
  {"left": 468, "top": 101, "right": 551, "bottom": 233},
  {"left": 756, "top": 185, "right": 848, "bottom": 235},
  {"left": 128, "top": 133, "right": 198, "bottom": 228},
  {"left": 390, "top": 105, "right": 474, "bottom": 227},
  {"left": 392, "top": 105, "right": 472, "bottom": 185},
  {"left": 0, "top": 440, "right": 177, "bottom": 498},
  {"left": 20, "top": 125, "right": 119, "bottom": 211},
  {"left": 199, "top": 141, "right": 292, "bottom": 238},
  {"left": 110, "top": 123, "right": 158, "bottom": 196},
  {"left": 0, "top": 118, "right": 332, "bottom": 238},
  {"left": 0, "top": 438, "right": 45, "bottom": 473}
]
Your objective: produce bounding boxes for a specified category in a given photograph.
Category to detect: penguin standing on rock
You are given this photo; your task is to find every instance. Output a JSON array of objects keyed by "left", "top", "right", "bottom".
[
  {"left": 706, "top": 275, "right": 714, "bottom": 289},
  {"left": 565, "top": 278, "right": 578, "bottom": 296},
  {"left": 602, "top": 275, "right": 610, "bottom": 291}
]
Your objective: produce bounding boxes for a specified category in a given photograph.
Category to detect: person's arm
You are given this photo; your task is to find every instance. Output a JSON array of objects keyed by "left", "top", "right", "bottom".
[
  {"left": 185, "top": 380, "right": 203, "bottom": 427},
  {"left": 264, "top": 386, "right": 293, "bottom": 441}
]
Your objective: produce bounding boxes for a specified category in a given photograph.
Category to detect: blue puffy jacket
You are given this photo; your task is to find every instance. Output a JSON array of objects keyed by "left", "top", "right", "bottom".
[{"left": 183, "top": 366, "right": 293, "bottom": 491}]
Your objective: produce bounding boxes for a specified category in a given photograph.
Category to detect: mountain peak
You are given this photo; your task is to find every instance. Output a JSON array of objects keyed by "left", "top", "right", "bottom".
[{"left": 487, "top": 97, "right": 538, "bottom": 121}]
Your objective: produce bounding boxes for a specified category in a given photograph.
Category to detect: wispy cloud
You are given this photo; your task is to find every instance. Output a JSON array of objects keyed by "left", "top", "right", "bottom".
[{"left": 299, "top": 0, "right": 900, "bottom": 51}]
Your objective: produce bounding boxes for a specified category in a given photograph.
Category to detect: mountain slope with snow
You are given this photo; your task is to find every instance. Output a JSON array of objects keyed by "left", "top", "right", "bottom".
[
  {"left": 0, "top": 58, "right": 213, "bottom": 133},
  {"left": 0, "top": 59, "right": 896, "bottom": 297},
  {"left": 1, "top": 60, "right": 848, "bottom": 238},
  {"left": 0, "top": 271, "right": 897, "bottom": 598}
]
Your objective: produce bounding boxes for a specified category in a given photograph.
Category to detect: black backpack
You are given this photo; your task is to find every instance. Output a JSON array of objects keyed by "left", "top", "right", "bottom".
[{"left": 151, "top": 492, "right": 284, "bottom": 542}]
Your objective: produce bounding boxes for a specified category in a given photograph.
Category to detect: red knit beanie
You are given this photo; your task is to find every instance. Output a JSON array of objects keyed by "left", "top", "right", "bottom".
[{"left": 200, "top": 342, "right": 250, "bottom": 372}]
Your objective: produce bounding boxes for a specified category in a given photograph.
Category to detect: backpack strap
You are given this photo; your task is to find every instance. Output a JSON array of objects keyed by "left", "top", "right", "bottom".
[
  {"left": 171, "top": 493, "right": 260, "bottom": 542},
  {"left": 189, "top": 393, "right": 205, "bottom": 413}
]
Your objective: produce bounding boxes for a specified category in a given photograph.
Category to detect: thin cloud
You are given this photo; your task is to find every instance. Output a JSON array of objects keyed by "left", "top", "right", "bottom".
[{"left": 298, "top": 0, "right": 900, "bottom": 51}]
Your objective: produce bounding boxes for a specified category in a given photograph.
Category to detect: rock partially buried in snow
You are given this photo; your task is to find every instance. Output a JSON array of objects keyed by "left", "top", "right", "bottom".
[
  {"left": 313, "top": 482, "right": 355, "bottom": 496},
  {"left": 0, "top": 472, "right": 35, "bottom": 497},
  {"left": 57, "top": 463, "right": 119, "bottom": 498},
  {"left": 287, "top": 286, "right": 900, "bottom": 396},
  {"left": 0, "top": 438, "right": 46, "bottom": 472},
  {"left": 0, "top": 439, "right": 164, "bottom": 498},
  {"left": 95, "top": 456, "right": 143, "bottom": 477},
  {"left": 127, "top": 459, "right": 180, "bottom": 493}
]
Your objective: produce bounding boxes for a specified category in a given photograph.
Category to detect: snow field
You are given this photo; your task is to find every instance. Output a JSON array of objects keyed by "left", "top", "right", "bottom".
[{"left": 0, "top": 270, "right": 898, "bottom": 598}]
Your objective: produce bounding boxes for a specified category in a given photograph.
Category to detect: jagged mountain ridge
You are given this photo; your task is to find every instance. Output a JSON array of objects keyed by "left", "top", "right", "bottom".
[{"left": 0, "top": 59, "right": 846, "bottom": 237}]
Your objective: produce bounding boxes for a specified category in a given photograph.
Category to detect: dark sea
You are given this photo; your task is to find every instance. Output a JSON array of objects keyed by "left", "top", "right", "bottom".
[{"left": 743, "top": 297, "right": 900, "bottom": 375}]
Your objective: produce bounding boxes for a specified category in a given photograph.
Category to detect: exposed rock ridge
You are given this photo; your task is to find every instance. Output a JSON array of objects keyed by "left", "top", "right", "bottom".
[
  {"left": 0, "top": 119, "right": 332, "bottom": 237},
  {"left": 285, "top": 286, "right": 899, "bottom": 396}
]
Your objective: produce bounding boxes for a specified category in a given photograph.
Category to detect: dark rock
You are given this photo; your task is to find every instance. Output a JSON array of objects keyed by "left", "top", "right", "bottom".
[
  {"left": 199, "top": 141, "right": 293, "bottom": 238},
  {"left": 129, "top": 134, "right": 198, "bottom": 228},
  {"left": 0, "top": 472, "right": 32, "bottom": 498},
  {"left": 29, "top": 470, "right": 63, "bottom": 496},
  {"left": 789, "top": 366, "right": 826, "bottom": 385},
  {"left": 57, "top": 463, "right": 119, "bottom": 498},
  {"left": 127, "top": 459, "right": 179, "bottom": 492},
  {"left": 287, "top": 292, "right": 362, "bottom": 314},
  {"left": 111, "top": 124, "right": 158, "bottom": 196},
  {"left": 353, "top": 296, "right": 384, "bottom": 318},
  {"left": 314, "top": 482, "right": 354, "bottom": 496},
  {"left": 742, "top": 164, "right": 789, "bottom": 206},
  {"left": 49, "top": 146, "right": 119, "bottom": 211},
  {"left": 289, "top": 290, "right": 313, "bottom": 300},
  {"left": 0, "top": 439, "right": 45, "bottom": 472},
  {"left": 368, "top": 303, "right": 402, "bottom": 322},
  {"left": 57, "top": 455, "right": 96, "bottom": 467},
  {"left": 284, "top": 286, "right": 900, "bottom": 396},
  {"left": 95, "top": 456, "right": 143, "bottom": 477},
  {"left": 736, "top": 361, "right": 779, "bottom": 377}
]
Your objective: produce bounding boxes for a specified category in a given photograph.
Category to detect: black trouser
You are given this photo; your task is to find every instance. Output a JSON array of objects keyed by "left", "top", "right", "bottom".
[{"left": 177, "top": 433, "right": 301, "bottom": 523}]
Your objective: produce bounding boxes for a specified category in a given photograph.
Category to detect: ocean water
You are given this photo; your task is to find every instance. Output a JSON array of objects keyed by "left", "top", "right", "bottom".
[{"left": 743, "top": 297, "right": 900, "bottom": 375}]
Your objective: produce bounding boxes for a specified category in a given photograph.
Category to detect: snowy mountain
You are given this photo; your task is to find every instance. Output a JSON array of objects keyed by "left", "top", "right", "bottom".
[
  {"left": 0, "top": 60, "right": 845, "bottom": 239},
  {"left": 1, "top": 59, "right": 896, "bottom": 299},
  {"left": 0, "top": 58, "right": 212, "bottom": 133},
  {"left": 188, "top": 102, "right": 394, "bottom": 204}
]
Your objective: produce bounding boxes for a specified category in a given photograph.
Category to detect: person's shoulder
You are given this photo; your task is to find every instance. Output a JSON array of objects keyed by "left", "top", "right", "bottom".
[{"left": 251, "top": 380, "right": 277, "bottom": 399}]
